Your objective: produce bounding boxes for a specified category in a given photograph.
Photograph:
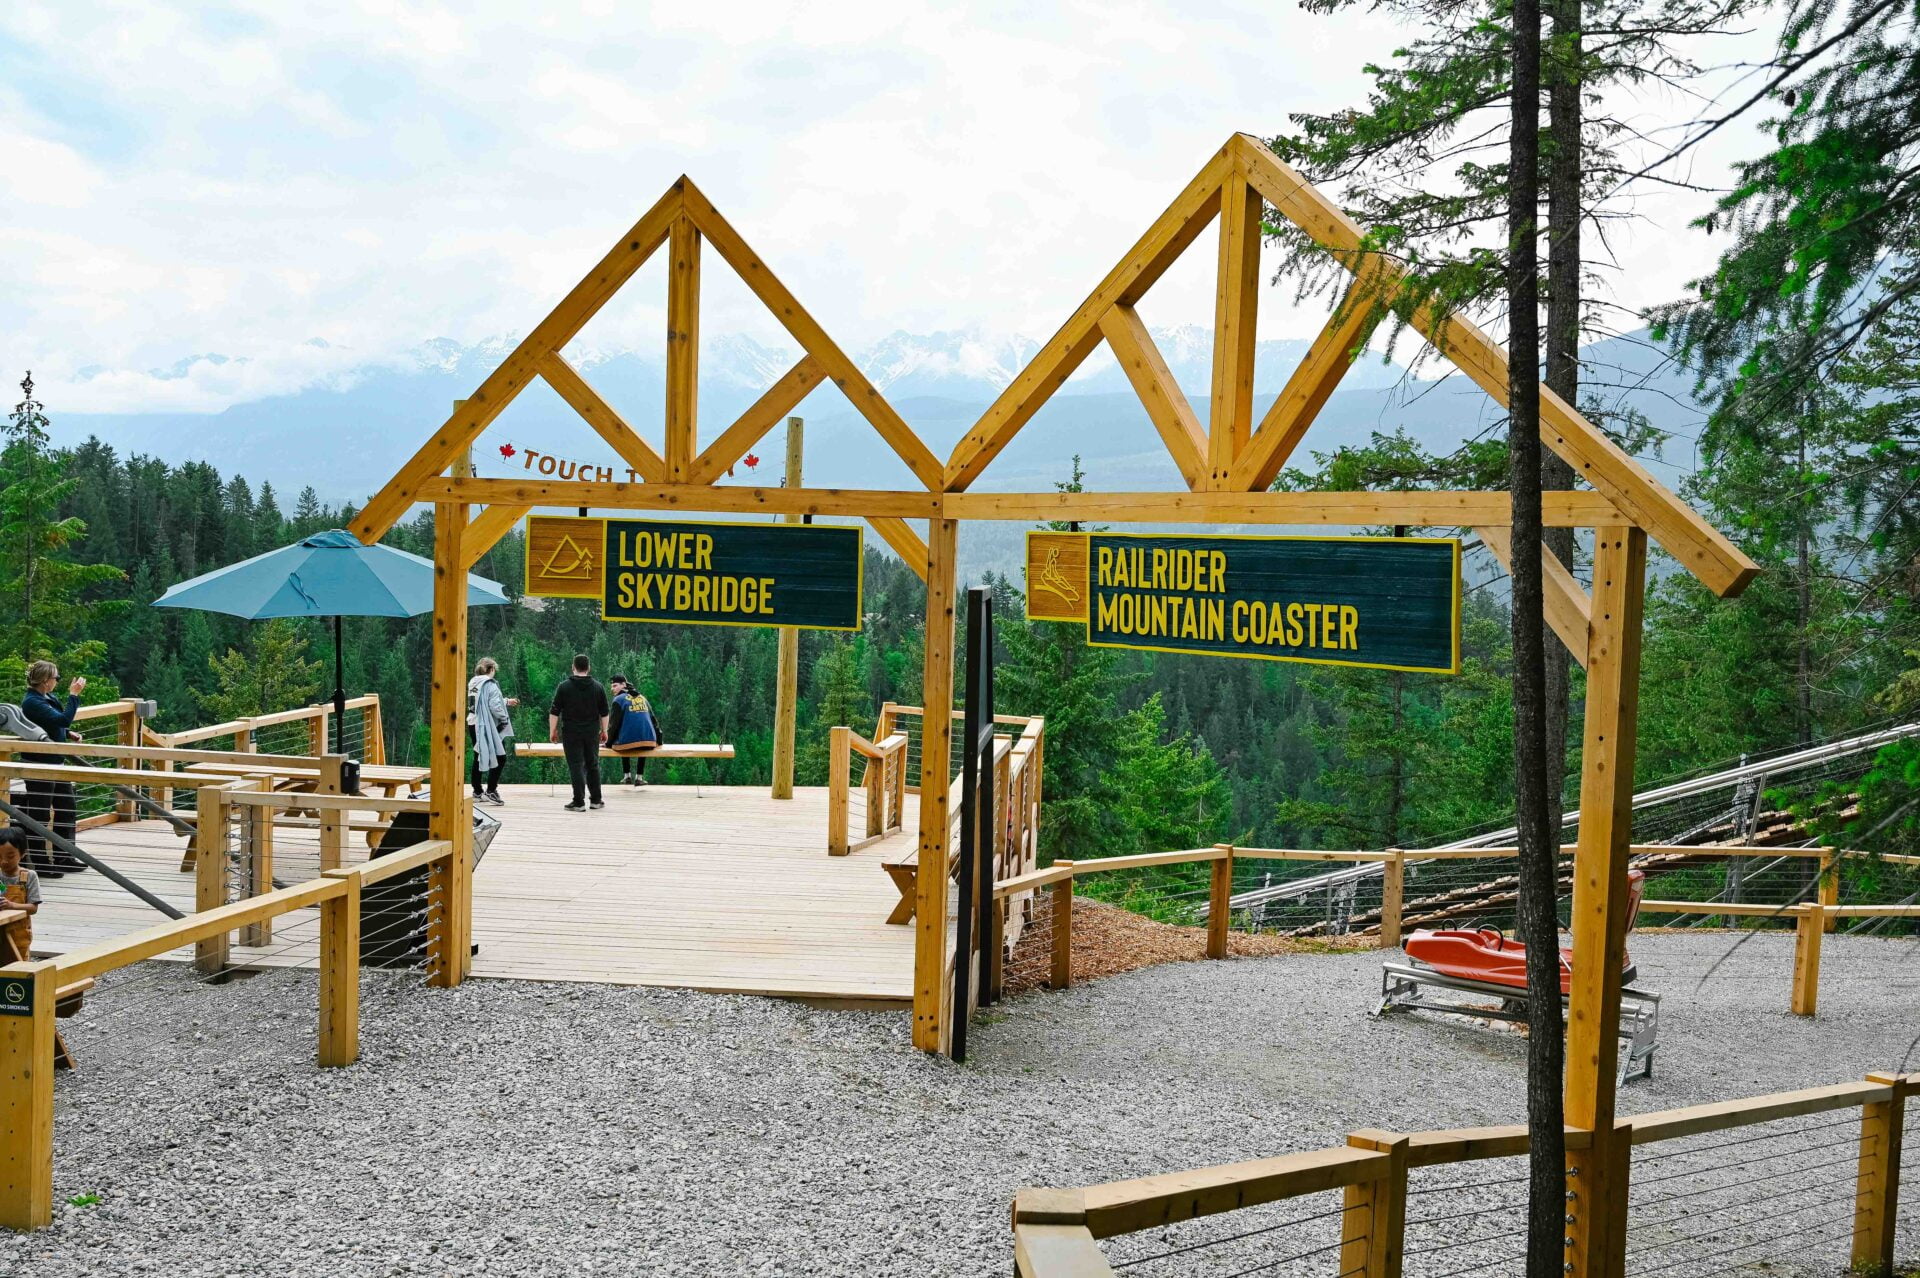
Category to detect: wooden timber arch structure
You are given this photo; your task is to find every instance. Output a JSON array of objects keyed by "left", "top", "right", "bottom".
[{"left": 350, "top": 133, "right": 1756, "bottom": 1278}]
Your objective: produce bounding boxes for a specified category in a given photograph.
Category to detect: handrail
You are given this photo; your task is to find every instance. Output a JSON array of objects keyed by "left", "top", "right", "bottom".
[
  {"left": 827, "top": 724, "right": 912, "bottom": 854},
  {"left": 0, "top": 761, "right": 243, "bottom": 788},
  {"left": 70, "top": 699, "right": 140, "bottom": 722},
  {"left": 0, "top": 738, "right": 336, "bottom": 769},
  {"left": 223, "top": 790, "right": 431, "bottom": 814},
  {"left": 47, "top": 877, "right": 345, "bottom": 984},
  {"left": 346, "top": 837, "right": 453, "bottom": 887},
  {"left": 1013, "top": 1072, "right": 1920, "bottom": 1277}
]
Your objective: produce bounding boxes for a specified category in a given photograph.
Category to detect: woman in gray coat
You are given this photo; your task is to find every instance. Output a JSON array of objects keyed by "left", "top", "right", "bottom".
[{"left": 466, "top": 657, "right": 518, "bottom": 805}]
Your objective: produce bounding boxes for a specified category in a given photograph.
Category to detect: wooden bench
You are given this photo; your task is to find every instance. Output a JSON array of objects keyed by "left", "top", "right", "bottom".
[
  {"left": 512, "top": 743, "right": 736, "bottom": 761},
  {"left": 4, "top": 911, "right": 93, "bottom": 1069}
]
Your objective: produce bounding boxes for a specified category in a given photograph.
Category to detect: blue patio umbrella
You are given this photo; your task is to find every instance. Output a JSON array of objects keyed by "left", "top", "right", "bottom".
[{"left": 154, "top": 530, "right": 511, "bottom": 754}]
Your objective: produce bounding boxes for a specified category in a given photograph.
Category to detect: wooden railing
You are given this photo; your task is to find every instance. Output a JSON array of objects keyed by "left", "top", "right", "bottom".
[
  {"left": 991, "top": 841, "right": 1917, "bottom": 1014},
  {"left": 1012, "top": 1072, "right": 1916, "bottom": 1277},
  {"left": 146, "top": 693, "right": 386, "bottom": 765},
  {"left": 0, "top": 773, "right": 465, "bottom": 1230},
  {"left": 827, "top": 727, "right": 909, "bottom": 854}
]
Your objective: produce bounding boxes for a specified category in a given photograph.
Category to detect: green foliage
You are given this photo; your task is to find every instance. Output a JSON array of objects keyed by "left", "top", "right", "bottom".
[{"left": 196, "top": 618, "right": 324, "bottom": 722}]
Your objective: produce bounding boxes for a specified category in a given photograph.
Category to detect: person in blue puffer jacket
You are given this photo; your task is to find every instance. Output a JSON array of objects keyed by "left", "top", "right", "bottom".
[{"left": 607, "top": 676, "right": 661, "bottom": 787}]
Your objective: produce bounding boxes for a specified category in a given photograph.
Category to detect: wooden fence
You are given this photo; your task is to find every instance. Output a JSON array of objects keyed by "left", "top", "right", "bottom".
[
  {"left": 992, "top": 842, "right": 1920, "bottom": 1015},
  {"left": 1012, "top": 1072, "right": 1916, "bottom": 1277},
  {"left": 826, "top": 724, "right": 909, "bottom": 854},
  {"left": 0, "top": 776, "right": 464, "bottom": 1231}
]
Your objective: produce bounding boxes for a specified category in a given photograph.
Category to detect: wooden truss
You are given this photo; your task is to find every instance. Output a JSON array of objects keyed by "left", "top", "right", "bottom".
[{"left": 349, "top": 176, "right": 941, "bottom": 576}]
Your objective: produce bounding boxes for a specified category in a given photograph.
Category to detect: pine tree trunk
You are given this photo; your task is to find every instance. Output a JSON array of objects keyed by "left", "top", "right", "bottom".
[
  {"left": 1510, "top": 2, "right": 1565, "bottom": 1273},
  {"left": 1544, "top": 0, "right": 1582, "bottom": 837}
]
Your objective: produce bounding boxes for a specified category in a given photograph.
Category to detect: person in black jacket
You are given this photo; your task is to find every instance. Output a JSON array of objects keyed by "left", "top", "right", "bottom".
[
  {"left": 19, "top": 660, "right": 87, "bottom": 877},
  {"left": 547, "top": 654, "right": 609, "bottom": 812}
]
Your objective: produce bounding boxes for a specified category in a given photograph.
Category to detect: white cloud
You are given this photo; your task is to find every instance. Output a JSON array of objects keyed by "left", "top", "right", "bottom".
[{"left": 0, "top": 0, "right": 1777, "bottom": 417}]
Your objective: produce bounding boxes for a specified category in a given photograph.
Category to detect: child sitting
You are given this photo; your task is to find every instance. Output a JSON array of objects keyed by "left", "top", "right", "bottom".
[{"left": 0, "top": 826, "right": 42, "bottom": 958}]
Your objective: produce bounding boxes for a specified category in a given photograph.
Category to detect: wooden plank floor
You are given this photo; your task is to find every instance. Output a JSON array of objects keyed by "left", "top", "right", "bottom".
[{"left": 26, "top": 783, "right": 923, "bottom": 1005}]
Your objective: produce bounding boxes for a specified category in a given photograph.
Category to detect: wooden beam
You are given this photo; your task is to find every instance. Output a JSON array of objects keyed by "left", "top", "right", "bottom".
[
  {"left": 1098, "top": 305, "right": 1209, "bottom": 489},
  {"left": 349, "top": 180, "right": 683, "bottom": 542},
  {"left": 679, "top": 181, "right": 944, "bottom": 491},
  {"left": 1234, "top": 133, "right": 1756, "bottom": 597},
  {"left": 416, "top": 476, "right": 941, "bottom": 519},
  {"left": 1629, "top": 1079, "right": 1889, "bottom": 1144},
  {"left": 1475, "top": 525, "right": 1593, "bottom": 667},
  {"left": 942, "top": 488, "right": 1619, "bottom": 527},
  {"left": 461, "top": 505, "right": 529, "bottom": 572},
  {"left": 535, "top": 351, "right": 667, "bottom": 483},
  {"left": 946, "top": 147, "right": 1232, "bottom": 491},
  {"left": 57, "top": 877, "right": 344, "bottom": 985},
  {"left": 1208, "top": 172, "right": 1262, "bottom": 488},
  {"left": 1076, "top": 1146, "right": 1387, "bottom": 1238},
  {"left": 666, "top": 214, "right": 701, "bottom": 481},
  {"left": 689, "top": 356, "right": 823, "bottom": 486},
  {"left": 866, "top": 516, "right": 929, "bottom": 580},
  {"left": 1229, "top": 271, "right": 1383, "bottom": 492},
  {"left": 772, "top": 419, "right": 803, "bottom": 800},
  {"left": 427, "top": 504, "right": 470, "bottom": 988},
  {"left": 913, "top": 518, "right": 959, "bottom": 1053},
  {"left": 1563, "top": 525, "right": 1646, "bottom": 1278}
]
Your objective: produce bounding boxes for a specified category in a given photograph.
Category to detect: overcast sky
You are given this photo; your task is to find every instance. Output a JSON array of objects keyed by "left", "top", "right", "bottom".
[{"left": 2, "top": 2, "right": 1775, "bottom": 414}]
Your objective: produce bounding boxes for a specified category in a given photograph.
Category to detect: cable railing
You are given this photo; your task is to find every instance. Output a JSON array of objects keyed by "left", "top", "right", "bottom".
[
  {"left": 1012, "top": 1073, "right": 1917, "bottom": 1278},
  {"left": 990, "top": 842, "right": 1920, "bottom": 1015}
]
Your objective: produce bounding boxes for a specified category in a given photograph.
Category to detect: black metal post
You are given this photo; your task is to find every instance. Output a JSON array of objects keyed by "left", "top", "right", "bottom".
[
  {"left": 950, "top": 586, "right": 997, "bottom": 1061},
  {"left": 330, "top": 614, "right": 349, "bottom": 756}
]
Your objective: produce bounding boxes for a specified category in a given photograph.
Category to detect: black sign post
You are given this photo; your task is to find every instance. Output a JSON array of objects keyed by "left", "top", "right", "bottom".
[{"left": 950, "top": 586, "right": 996, "bottom": 1063}]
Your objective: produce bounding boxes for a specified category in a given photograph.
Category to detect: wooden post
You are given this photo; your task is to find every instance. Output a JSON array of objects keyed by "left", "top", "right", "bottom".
[
  {"left": 1820, "top": 852, "right": 1840, "bottom": 932},
  {"left": 827, "top": 726, "right": 851, "bottom": 854},
  {"left": 1564, "top": 526, "right": 1647, "bottom": 1278},
  {"left": 366, "top": 696, "right": 386, "bottom": 765},
  {"left": 1341, "top": 1132, "right": 1408, "bottom": 1278},
  {"left": 1791, "top": 903, "right": 1824, "bottom": 1016},
  {"left": 427, "top": 502, "right": 471, "bottom": 988},
  {"left": 1852, "top": 1071, "right": 1905, "bottom": 1276},
  {"left": 912, "top": 517, "right": 959, "bottom": 1052},
  {"left": 318, "top": 870, "right": 361, "bottom": 1068},
  {"left": 234, "top": 725, "right": 253, "bottom": 753},
  {"left": 864, "top": 747, "right": 885, "bottom": 840},
  {"left": 0, "top": 958, "right": 57, "bottom": 1231},
  {"left": 665, "top": 214, "right": 701, "bottom": 481},
  {"left": 1379, "top": 850, "right": 1406, "bottom": 949},
  {"left": 115, "top": 706, "right": 140, "bottom": 821},
  {"left": 308, "top": 709, "right": 328, "bottom": 758},
  {"left": 240, "top": 786, "right": 275, "bottom": 947},
  {"left": 1051, "top": 867, "right": 1074, "bottom": 991},
  {"left": 194, "top": 784, "right": 232, "bottom": 975},
  {"left": 316, "top": 754, "right": 347, "bottom": 872},
  {"left": 770, "top": 417, "right": 804, "bottom": 799},
  {"left": 1206, "top": 844, "right": 1233, "bottom": 959}
]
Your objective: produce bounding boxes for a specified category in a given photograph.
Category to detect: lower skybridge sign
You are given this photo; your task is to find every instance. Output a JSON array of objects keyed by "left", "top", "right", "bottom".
[
  {"left": 1026, "top": 530, "right": 1460, "bottom": 674},
  {"left": 525, "top": 514, "right": 863, "bottom": 631}
]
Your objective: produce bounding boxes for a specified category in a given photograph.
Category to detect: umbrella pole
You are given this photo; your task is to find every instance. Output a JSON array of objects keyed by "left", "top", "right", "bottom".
[{"left": 332, "top": 614, "right": 348, "bottom": 756}]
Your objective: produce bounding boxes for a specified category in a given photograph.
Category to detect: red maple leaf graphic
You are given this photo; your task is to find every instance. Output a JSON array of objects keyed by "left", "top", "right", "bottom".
[
  {"left": 743, "top": 453, "right": 759, "bottom": 469},
  {"left": 498, "top": 443, "right": 516, "bottom": 459}
]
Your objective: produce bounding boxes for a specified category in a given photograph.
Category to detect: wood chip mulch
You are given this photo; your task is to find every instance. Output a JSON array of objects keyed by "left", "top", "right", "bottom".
[{"left": 999, "top": 895, "right": 1377, "bottom": 997}]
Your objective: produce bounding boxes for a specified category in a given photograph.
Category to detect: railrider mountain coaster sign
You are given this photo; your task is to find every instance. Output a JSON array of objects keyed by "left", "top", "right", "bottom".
[
  {"left": 1025, "top": 530, "right": 1460, "bottom": 674},
  {"left": 524, "top": 513, "right": 863, "bottom": 632}
]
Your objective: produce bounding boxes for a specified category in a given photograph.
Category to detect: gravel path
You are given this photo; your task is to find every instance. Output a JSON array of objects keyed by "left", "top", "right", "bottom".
[{"left": 4, "top": 931, "right": 1918, "bottom": 1276}]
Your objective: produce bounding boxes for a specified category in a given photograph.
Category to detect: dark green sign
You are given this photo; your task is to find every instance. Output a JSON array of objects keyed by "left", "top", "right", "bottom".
[
  {"left": 601, "top": 518, "right": 863, "bottom": 631},
  {"left": 0, "top": 971, "right": 32, "bottom": 1017},
  {"left": 1074, "top": 532, "right": 1460, "bottom": 674}
]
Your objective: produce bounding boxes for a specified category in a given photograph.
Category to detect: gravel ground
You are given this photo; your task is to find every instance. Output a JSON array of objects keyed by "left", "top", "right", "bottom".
[{"left": 4, "top": 931, "right": 1918, "bottom": 1277}]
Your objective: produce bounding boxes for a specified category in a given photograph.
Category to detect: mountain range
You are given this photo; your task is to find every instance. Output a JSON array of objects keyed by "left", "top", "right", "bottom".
[{"left": 48, "top": 324, "right": 1708, "bottom": 580}]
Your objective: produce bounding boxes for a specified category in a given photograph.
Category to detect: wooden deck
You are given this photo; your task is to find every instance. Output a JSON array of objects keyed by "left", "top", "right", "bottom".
[{"left": 26, "top": 782, "right": 925, "bottom": 1006}]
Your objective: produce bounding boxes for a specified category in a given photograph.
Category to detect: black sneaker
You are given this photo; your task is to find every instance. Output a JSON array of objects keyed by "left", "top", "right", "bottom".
[
  {"left": 589, "top": 800, "right": 605, "bottom": 810},
  {"left": 563, "top": 802, "right": 587, "bottom": 812},
  {"left": 485, "top": 791, "right": 506, "bottom": 806},
  {"left": 27, "top": 858, "right": 65, "bottom": 880}
]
